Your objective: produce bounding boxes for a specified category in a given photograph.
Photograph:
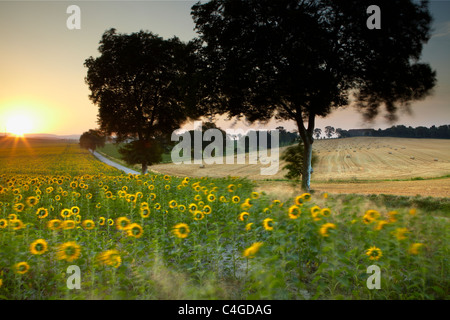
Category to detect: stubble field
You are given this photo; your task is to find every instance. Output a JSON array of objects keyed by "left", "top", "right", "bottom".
[{"left": 148, "top": 137, "right": 450, "bottom": 198}]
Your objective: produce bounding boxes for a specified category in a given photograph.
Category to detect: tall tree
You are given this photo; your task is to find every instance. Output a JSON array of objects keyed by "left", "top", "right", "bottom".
[
  {"left": 314, "top": 128, "right": 322, "bottom": 140},
  {"left": 84, "top": 29, "right": 201, "bottom": 174},
  {"left": 324, "top": 126, "right": 335, "bottom": 139},
  {"left": 191, "top": 0, "right": 436, "bottom": 191},
  {"left": 79, "top": 129, "right": 105, "bottom": 151}
]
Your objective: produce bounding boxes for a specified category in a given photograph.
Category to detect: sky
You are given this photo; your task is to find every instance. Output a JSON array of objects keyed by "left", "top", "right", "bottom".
[{"left": 0, "top": 0, "right": 449, "bottom": 136}]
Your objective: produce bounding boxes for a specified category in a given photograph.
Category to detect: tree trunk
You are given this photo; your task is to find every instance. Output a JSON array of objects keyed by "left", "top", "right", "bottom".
[
  {"left": 141, "top": 162, "right": 148, "bottom": 175},
  {"left": 295, "top": 111, "right": 315, "bottom": 193},
  {"left": 301, "top": 140, "right": 313, "bottom": 192}
]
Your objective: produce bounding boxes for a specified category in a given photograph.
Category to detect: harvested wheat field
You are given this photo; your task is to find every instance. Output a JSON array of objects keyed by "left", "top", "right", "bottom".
[
  {"left": 312, "top": 137, "right": 450, "bottom": 181},
  {"left": 151, "top": 137, "right": 450, "bottom": 181},
  {"left": 149, "top": 137, "right": 450, "bottom": 198}
]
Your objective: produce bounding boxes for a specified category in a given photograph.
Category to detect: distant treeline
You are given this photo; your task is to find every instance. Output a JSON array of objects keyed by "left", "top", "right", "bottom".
[
  {"left": 177, "top": 124, "right": 299, "bottom": 155},
  {"left": 336, "top": 125, "right": 450, "bottom": 139}
]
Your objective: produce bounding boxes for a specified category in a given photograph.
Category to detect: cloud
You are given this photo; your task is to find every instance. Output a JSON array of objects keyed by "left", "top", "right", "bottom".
[{"left": 432, "top": 21, "right": 450, "bottom": 38}]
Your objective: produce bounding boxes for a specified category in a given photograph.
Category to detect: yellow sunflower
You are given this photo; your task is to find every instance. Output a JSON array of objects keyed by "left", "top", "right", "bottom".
[
  {"left": 294, "top": 195, "right": 304, "bottom": 206},
  {"left": 288, "top": 205, "right": 301, "bottom": 219},
  {"left": 36, "top": 207, "right": 49, "bottom": 219},
  {"left": 96, "top": 249, "right": 121, "bottom": 268},
  {"left": 319, "top": 223, "right": 336, "bottom": 237},
  {"left": 188, "top": 203, "right": 198, "bottom": 213},
  {"left": 207, "top": 194, "right": 216, "bottom": 202},
  {"left": 62, "top": 220, "right": 76, "bottom": 230},
  {"left": 48, "top": 219, "right": 62, "bottom": 231},
  {"left": 243, "top": 242, "right": 263, "bottom": 258},
  {"left": 320, "top": 208, "right": 331, "bottom": 217},
  {"left": 193, "top": 211, "right": 205, "bottom": 221},
  {"left": 203, "top": 205, "right": 212, "bottom": 215},
  {"left": 116, "top": 217, "right": 131, "bottom": 230},
  {"left": 300, "top": 193, "right": 312, "bottom": 202},
  {"left": 30, "top": 239, "right": 48, "bottom": 255},
  {"left": 13, "top": 203, "right": 25, "bottom": 212},
  {"left": 374, "top": 220, "right": 389, "bottom": 231},
  {"left": 408, "top": 243, "right": 424, "bottom": 255},
  {"left": 82, "top": 219, "right": 95, "bottom": 230},
  {"left": 10, "top": 219, "right": 24, "bottom": 230},
  {"left": 388, "top": 211, "right": 399, "bottom": 223},
  {"left": 172, "top": 223, "right": 190, "bottom": 239},
  {"left": 365, "top": 210, "right": 380, "bottom": 221},
  {"left": 140, "top": 207, "right": 151, "bottom": 218},
  {"left": 392, "top": 227, "right": 409, "bottom": 240},
  {"left": 14, "top": 262, "right": 30, "bottom": 274},
  {"left": 56, "top": 241, "right": 81, "bottom": 262},
  {"left": 169, "top": 200, "right": 177, "bottom": 209},
  {"left": 238, "top": 212, "right": 249, "bottom": 221},
  {"left": 126, "top": 223, "right": 144, "bottom": 238},
  {"left": 365, "top": 246, "right": 382, "bottom": 261},
  {"left": 60, "top": 208, "right": 72, "bottom": 219},
  {"left": 26, "top": 196, "right": 39, "bottom": 207},
  {"left": 263, "top": 218, "right": 274, "bottom": 231}
]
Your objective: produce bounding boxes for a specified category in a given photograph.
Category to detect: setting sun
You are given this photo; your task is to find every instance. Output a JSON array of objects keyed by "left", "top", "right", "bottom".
[{"left": 6, "top": 113, "right": 34, "bottom": 137}]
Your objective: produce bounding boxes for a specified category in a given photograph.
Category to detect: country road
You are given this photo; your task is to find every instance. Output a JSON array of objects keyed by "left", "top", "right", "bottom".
[{"left": 91, "top": 150, "right": 140, "bottom": 175}]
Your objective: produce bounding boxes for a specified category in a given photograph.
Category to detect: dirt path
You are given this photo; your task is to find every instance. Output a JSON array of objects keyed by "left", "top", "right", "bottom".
[{"left": 91, "top": 150, "right": 140, "bottom": 175}]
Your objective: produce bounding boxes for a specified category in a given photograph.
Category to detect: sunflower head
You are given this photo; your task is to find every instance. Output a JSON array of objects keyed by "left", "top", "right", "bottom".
[
  {"left": 48, "top": 219, "right": 62, "bottom": 231},
  {"left": 366, "top": 246, "right": 382, "bottom": 261},
  {"left": 116, "top": 217, "right": 131, "bottom": 230},
  {"left": 191, "top": 211, "right": 203, "bottom": 221},
  {"left": 319, "top": 223, "right": 336, "bottom": 237},
  {"left": 172, "top": 223, "right": 190, "bottom": 239},
  {"left": 14, "top": 262, "right": 30, "bottom": 274},
  {"left": 30, "top": 239, "right": 48, "bottom": 255},
  {"left": 56, "top": 241, "right": 81, "bottom": 262},
  {"left": 243, "top": 242, "right": 263, "bottom": 258},
  {"left": 288, "top": 205, "right": 301, "bottom": 219},
  {"left": 82, "top": 219, "right": 95, "bottom": 230},
  {"left": 263, "top": 218, "right": 274, "bottom": 231},
  {"left": 36, "top": 208, "right": 49, "bottom": 219},
  {"left": 239, "top": 212, "right": 249, "bottom": 221},
  {"left": 126, "top": 223, "right": 144, "bottom": 238}
]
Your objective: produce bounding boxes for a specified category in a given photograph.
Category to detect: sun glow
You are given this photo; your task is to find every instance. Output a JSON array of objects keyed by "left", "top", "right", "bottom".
[{"left": 5, "top": 113, "right": 34, "bottom": 137}]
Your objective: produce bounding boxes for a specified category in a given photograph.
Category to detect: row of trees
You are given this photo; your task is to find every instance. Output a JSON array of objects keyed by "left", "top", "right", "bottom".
[
  {"left": 333, "top": 124, "right": 450, "bottom": 139},
  {"left": 82, "top": 0, "right": 436, "bottom": 191}
]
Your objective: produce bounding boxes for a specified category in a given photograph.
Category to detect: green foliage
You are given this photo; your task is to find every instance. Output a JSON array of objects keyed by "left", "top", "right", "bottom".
[
  {"left": 84, "top": 29, "right": 201, "bottom": 171},
  {"left": 119, "top": 139, "right": 163, "bottom": 167},
  {"left": 79, "top": 129, "right": 105, "bottom": 151},
  {"left": 281, "top": 143, "right": 318, "bottom": 181}
]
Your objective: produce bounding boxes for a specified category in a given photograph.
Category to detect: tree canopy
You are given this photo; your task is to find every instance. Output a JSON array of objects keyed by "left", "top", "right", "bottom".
[
  {"left": 79, "top": 129, "right": 105, "bottom": 151},
  {"left": 191, "top": 0, "right": 436, "bottom": 191},
  {"left": 84, "top": 29, "right": 201, "bottom": 174}
]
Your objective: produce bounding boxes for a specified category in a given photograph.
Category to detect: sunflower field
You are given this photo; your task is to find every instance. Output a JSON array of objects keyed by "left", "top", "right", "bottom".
[{"left": 0, "top": 138, "right": 448, "bottom": 300}]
